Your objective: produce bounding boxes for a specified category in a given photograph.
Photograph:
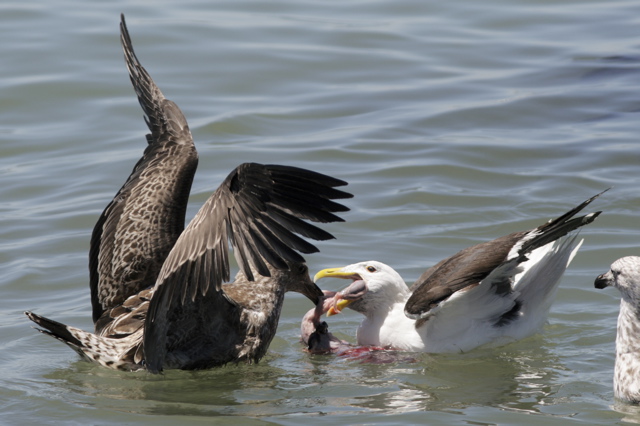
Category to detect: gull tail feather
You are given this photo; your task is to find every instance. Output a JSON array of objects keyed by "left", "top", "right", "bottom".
[
  {"left": 25, "top": 311, "right": 142, "bottom": 371},
  {"left": 506, "top": 235, "right": 584, "bottom": 337}
]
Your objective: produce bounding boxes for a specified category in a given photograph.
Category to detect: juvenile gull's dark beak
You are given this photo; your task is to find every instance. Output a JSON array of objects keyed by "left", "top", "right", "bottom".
[
  {"left": 595, "top": 271, "right": 612, "bottom": 289},
  {"left": 303, "top": 283, "right": 324, "bottom": 305}
]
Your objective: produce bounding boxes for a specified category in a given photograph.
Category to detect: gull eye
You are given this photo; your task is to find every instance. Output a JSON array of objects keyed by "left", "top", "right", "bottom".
[{"left": 366, "top": 266, "right": 377, "bottom": 273}]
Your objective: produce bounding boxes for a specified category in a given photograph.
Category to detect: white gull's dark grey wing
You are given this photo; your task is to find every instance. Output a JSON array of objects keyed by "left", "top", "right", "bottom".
[
  {"left": 89, "top": 15, "right": 198, "bottom": 329},
  {"left": 143, "top": 163, "right": 352, "bottom": 372},
  {"left": 404, "top": 190, "right": 606, "bottom": 319}
]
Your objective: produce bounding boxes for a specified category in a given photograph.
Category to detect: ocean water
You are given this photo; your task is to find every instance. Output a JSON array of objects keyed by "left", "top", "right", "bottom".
[{"left": 1, "top": 0, "right": 639, "bottom": 424}]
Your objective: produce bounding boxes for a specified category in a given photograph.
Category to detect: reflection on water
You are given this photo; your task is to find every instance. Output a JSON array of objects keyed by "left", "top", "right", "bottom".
[
  {"left": 347, "top": 347, "right": 561, "bottom": 415},
  {"left": 39, "top": 338, "right": 573, "bottom": 419},
  {"left": 613, "top": 402, "right": 640, "bottom": 424}
]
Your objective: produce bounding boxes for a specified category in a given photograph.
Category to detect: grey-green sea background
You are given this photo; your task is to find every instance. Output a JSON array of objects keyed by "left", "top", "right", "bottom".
[{"left": 2, "top": 0, "right": 639, "bottom": 424}]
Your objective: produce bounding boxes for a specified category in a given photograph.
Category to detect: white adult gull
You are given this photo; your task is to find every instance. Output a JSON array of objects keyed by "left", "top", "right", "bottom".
[
  {"left": 314, "top": 191, "right": 604, "bottom": 353},
  {"left": 25, "top": 14, "right": 352, "bottom": 373},
  {"left": 595, "top": 256, "right": 640, "bottom": 404}
]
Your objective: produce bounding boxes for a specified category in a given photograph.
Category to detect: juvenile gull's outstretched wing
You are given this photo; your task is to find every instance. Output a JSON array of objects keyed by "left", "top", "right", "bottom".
[
  {"left": 89, "top": 15, "right": 198, "bottom": 329},
  {"left": 144, "top": 163, "right": 351, "bottom": 372}
]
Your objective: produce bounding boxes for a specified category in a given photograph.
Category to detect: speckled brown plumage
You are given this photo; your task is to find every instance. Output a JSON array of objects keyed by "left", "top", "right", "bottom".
[
  {"left": 89, "top": 14, "right": 198, "bottom": 328},
  {"left": 25, "top": 14, "right": 351, "bottom": 373},
  {"left": 595, "top": 256, "right": 640, "bottom": 404}
]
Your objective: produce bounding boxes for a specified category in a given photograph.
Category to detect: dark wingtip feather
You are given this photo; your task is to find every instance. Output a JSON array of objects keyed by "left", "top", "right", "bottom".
[
  {"left": 521, "top": 191, "right": 606, "bottom": 256},
  {"left": 266, "top": 164, "right": 352, "bottom": 190},
  {"left": 25, "top": 311, "right": 83, "bottom": 348},
  {"left": 540, "top": 188, "right": 608, "bottom": 231}
]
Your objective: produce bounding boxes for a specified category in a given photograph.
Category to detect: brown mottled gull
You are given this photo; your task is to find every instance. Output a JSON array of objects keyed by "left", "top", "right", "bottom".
[
  {"left": 595, "top": 256, "right": 640, "bottom": 404},
  {"left": 25, "top": 14, "right": 352, "bottom": 373}
]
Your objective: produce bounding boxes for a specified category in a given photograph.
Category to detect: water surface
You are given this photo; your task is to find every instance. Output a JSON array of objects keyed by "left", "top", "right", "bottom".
[{"left": 1, "top": 0, "right": 639, "bottom": 424}]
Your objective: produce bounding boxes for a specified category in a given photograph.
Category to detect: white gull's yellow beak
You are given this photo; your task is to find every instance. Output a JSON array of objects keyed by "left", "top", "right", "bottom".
[{"left": 314, "top": 267, "right": 365, "bottom": 317}]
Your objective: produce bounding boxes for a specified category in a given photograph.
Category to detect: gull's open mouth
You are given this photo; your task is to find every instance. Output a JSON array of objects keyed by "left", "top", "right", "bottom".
[
  {"left": 314, "top": 267, "right": 369, "bottom": 316},
  {"left": 327, "top": 277, "right": 368, "bottom": 316}
]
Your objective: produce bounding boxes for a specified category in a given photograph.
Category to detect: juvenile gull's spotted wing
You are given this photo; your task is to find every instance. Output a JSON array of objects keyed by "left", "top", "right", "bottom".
[{"left": 89, "top": 15, "right": 198, "bottom": 329}]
